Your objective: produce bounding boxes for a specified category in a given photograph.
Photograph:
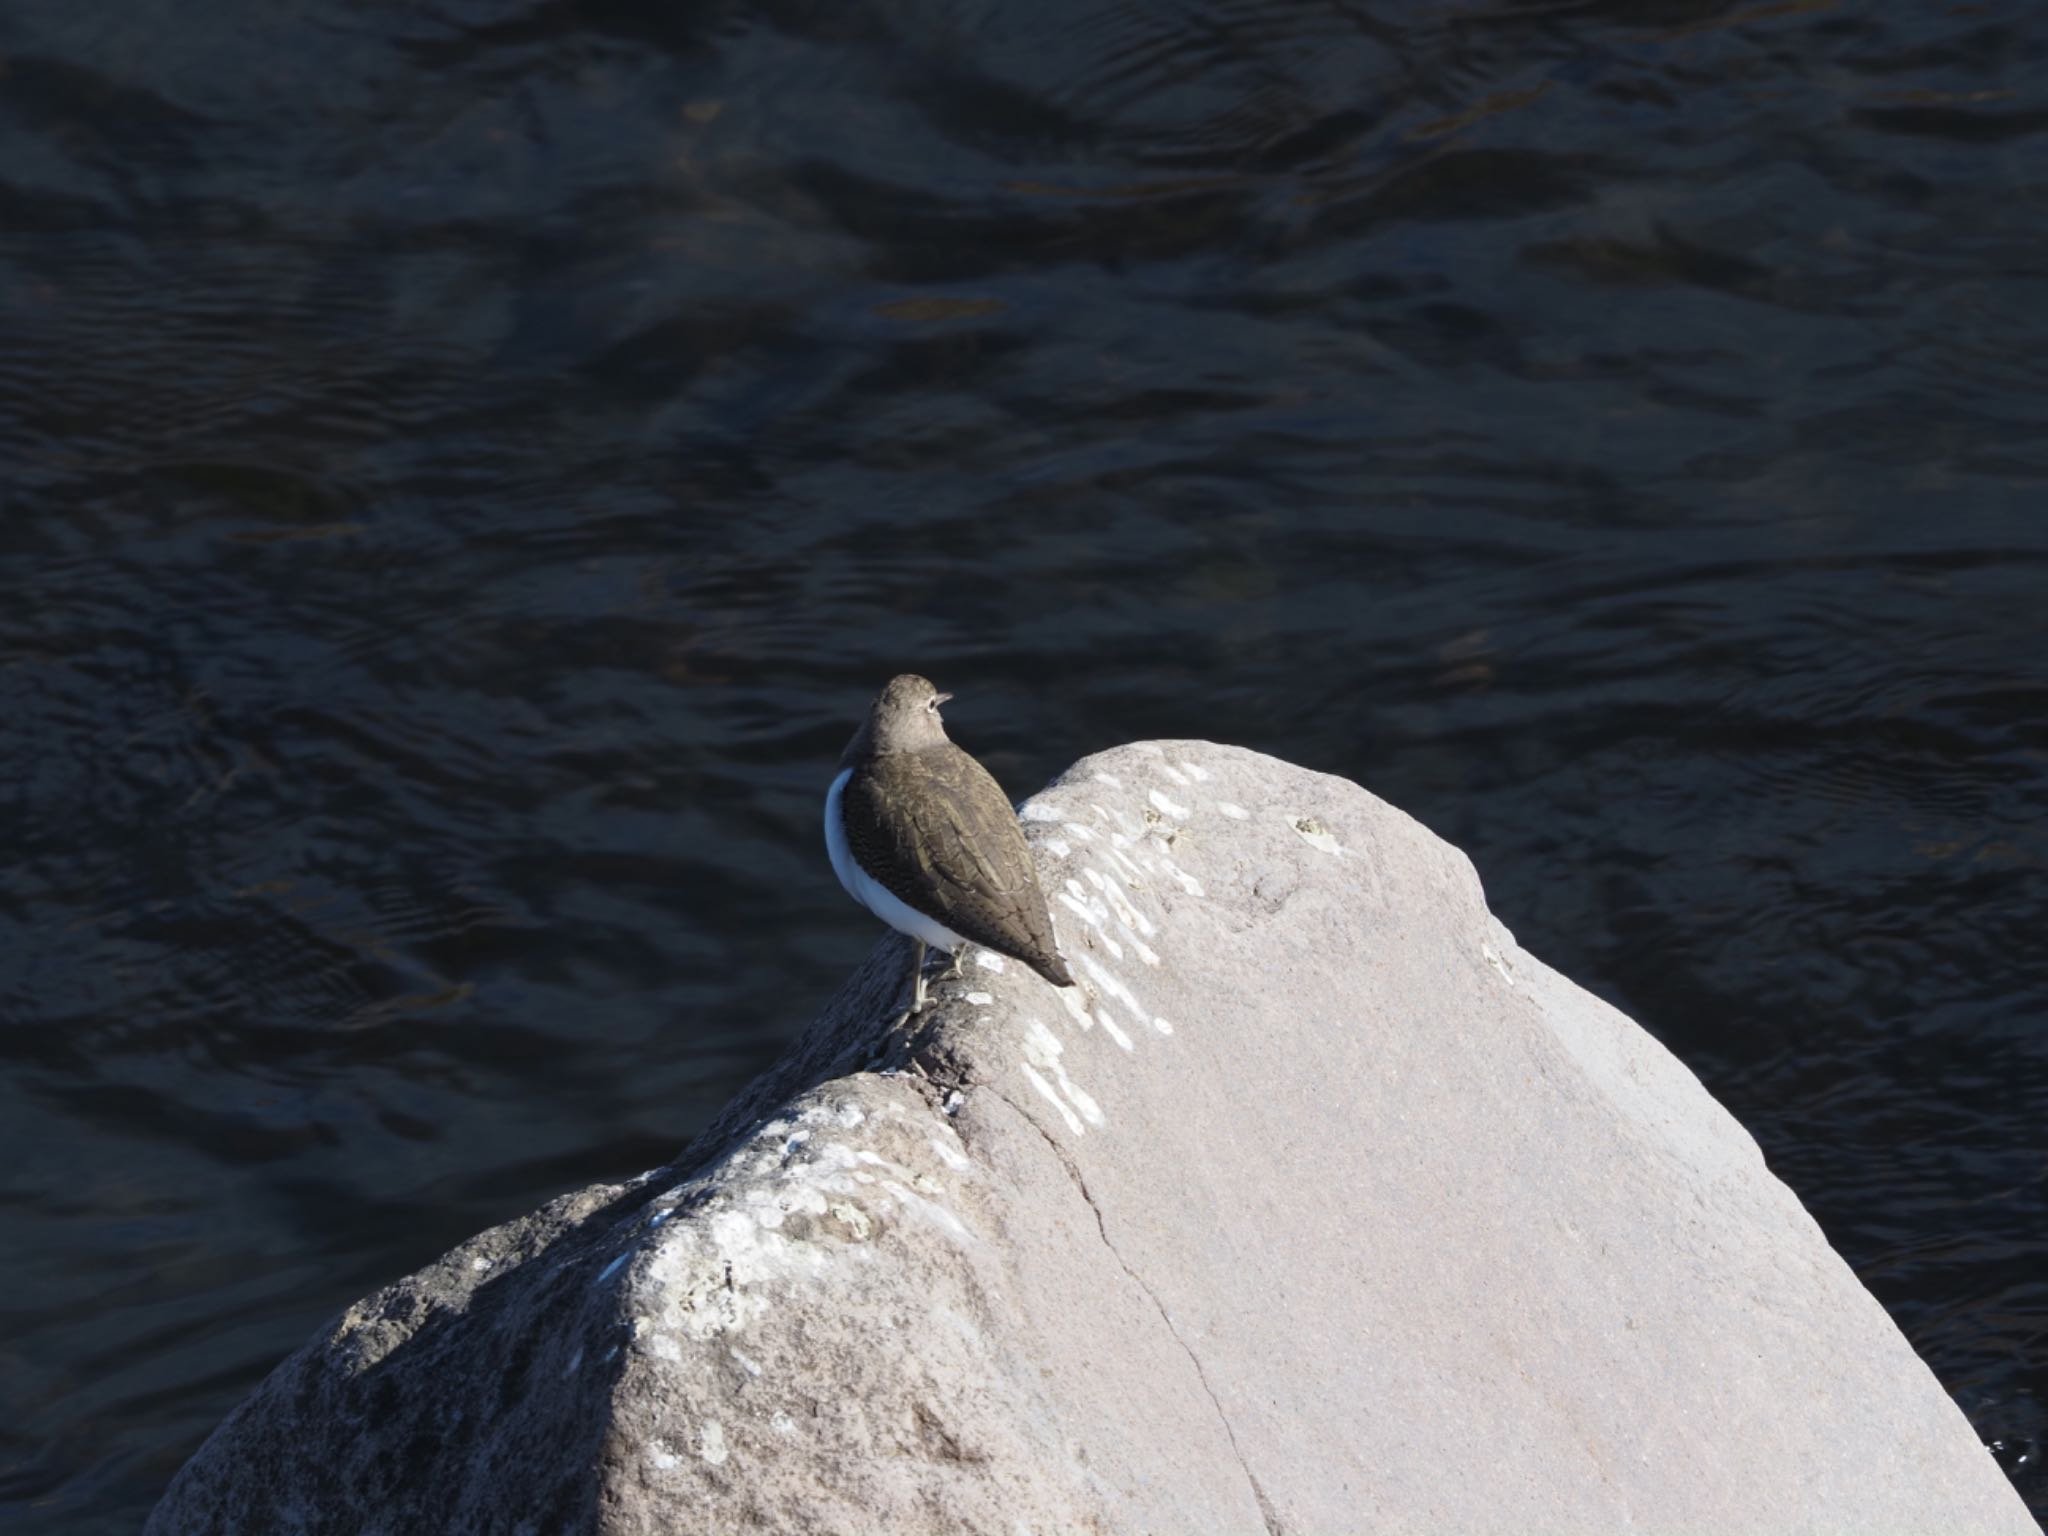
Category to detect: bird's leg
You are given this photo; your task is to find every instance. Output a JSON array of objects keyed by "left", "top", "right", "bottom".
[
  {"left": 940, "top": 947, "right": 967, "bottom": 982},
  {"left": 907, "top": 937, "right": 928, "bottom": 1015}
]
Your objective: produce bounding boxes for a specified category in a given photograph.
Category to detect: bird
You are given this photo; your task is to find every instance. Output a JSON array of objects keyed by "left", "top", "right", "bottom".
[{"left": 825, "top": 674, "right": 1075, "bottom": 1017}]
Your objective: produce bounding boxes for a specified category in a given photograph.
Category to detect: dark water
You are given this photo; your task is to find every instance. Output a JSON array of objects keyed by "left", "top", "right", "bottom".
[{"left": 3, "top": 0, "right": 2045, "bottom": 1527}]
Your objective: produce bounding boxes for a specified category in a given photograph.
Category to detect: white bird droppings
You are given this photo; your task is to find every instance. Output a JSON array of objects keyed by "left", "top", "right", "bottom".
[
  {"left": 974, "top": 952, "right": 1007, "bottom": 973},
  {"left": 1148, "top": 788, "right": 1191, "bottom": 819},
  {"left": 881, "top": 1179, "right": 974, "bottom": 1240},
  {"left": 1291, "top": 815, "right": 1345, "bottom": 856},
  {"left": 1094, "top": 801, "right": 1142, "bottom": 836},
  {"left": 1062, "top": 822, "right": 1097, "bottom": 842},
  {"left": 1159, "top": 764, "right": 1191, "bottom": 786},
  {"left": 701, "top": 1421, "right": 729, "bottom": 1466},
  {"left": 1104, "top": 844, "right": 1150, "bottom": 887},
  {"left": 1020, "top": 802, "right": 1061, "bottom": 822},
  {"left": 1095, "top": 873, "right": 1156, "bottom": 937},
  {"left": 1023, "top": 1019, "right": 1105, "bottom": 1128},
  {"left": 648, "top": 1440, "right": 679, "bottom": 1471},
  {"left": 930, "top": 1136, "right": 972, "bottom": 1171},
  {"left": 1091, "top": 1005, "right": 1134, "bottom": 1052},
  {"left": 1216, "top": 800, "right": 1250, "bottom": 819},
  {"left": 1077, "top": 951, "right": 1147, "bottom": 1020},
  {"left": 1152, "top": 1016, "right": 1175, "bottom": 1036},
  {"left": 1092, "top": 772, "right": 1123, "bottom": 788},
  {"left": 965, "top": 990, "right": 993, "bottom": 1006},
  {"left": 1022, "top": 1063, "right": 1085, "bottom": 1135},
  {"left": 1059, "top": 986, "right": 1095, "bottom": 1031},
  {"left": 1181, "top": 761, "right": 1212, "bottom": 781},
  {"left": 1043, "top": 838, "right": 1071, "bottom": 857}
]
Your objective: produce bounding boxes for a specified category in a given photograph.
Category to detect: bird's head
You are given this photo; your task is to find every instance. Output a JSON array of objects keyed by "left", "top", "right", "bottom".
[{"left": 863, "top": 673, "right": 954, "bottom": 755}]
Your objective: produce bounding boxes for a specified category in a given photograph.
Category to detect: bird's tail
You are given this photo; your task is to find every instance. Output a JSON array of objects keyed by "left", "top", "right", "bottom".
[{"left": 1031, "top": 950, "right": 1076, "bottom": 989}]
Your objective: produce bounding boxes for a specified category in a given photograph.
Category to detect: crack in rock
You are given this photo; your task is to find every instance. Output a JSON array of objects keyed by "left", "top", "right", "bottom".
[{"left": 988, "top": 1088, "right": 1284, "bottom": 1536}]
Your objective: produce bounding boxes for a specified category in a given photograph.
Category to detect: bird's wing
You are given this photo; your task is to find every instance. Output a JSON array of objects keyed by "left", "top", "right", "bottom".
[{"left": 841, "top": 747, "right": 1067, "bottom": 975}]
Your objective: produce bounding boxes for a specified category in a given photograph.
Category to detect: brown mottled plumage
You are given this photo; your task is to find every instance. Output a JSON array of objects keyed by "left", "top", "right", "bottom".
[{"left": 831, "top": 675, "right": 1073, "bottom": 995}]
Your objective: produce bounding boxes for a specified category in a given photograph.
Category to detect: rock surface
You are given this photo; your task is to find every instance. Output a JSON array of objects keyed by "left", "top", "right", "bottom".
[{"left": 147, "top": 742, "right": 2036, "bottom": 1536}]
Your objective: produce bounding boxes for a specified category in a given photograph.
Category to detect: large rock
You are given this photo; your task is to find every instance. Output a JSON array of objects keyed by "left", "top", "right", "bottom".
[{"left": 147, "top": 742, "right": 2035, "bottom": 1535}]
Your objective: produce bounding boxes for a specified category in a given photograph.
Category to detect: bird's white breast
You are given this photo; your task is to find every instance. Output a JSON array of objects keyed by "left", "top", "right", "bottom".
[{"left": 825, "top": 767, "right": 966, "bottom": 952}]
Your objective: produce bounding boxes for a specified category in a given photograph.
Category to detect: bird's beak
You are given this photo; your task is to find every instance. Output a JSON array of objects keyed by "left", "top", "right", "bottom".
[{"left": 933, "top": 691, "right": 954, "bottom": 706}]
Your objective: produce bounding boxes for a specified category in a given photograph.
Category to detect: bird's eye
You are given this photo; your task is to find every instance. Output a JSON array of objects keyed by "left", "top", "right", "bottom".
[{"left": 926, "top": 697, "right": 939, "bottom": 712}]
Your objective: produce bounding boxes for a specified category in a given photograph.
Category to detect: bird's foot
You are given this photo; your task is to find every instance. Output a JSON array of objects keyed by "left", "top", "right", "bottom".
[
  {"left": 888, "top": 999, "right": 937, "bottom": 1036},
  {"left": 887, "top": 945, "right": 969, "bottom": 1032}
]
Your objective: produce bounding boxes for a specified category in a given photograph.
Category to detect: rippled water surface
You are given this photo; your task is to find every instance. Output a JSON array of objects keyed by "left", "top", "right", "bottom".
[{"left": 4, "top": 0, "right": 2045, "bottom": 1527}]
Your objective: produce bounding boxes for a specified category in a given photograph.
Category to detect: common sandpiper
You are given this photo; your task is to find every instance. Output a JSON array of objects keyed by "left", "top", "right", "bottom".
[{"left": 826, "top": 674, "right": 1075, "bottom": 1016}]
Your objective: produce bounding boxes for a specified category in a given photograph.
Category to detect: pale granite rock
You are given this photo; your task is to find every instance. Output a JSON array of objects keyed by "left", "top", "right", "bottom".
[{"left": 146, "top": 742, "right": 2036, "bottom": 1535}]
